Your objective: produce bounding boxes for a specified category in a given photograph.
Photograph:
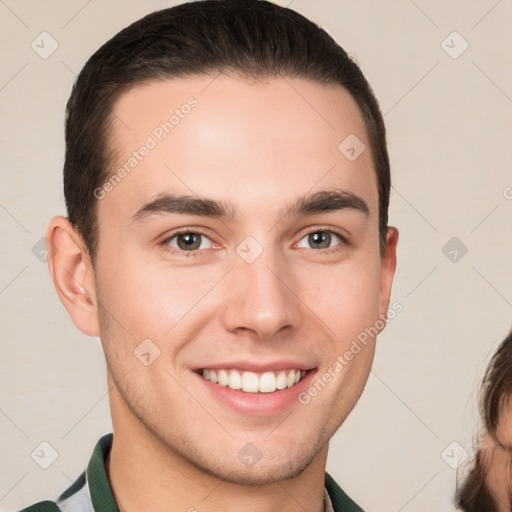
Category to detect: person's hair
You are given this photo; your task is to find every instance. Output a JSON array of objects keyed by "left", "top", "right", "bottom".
[
  {"left": 456, "top": 329, "right": 512, "bottom": 511},
  {"left": 63, "top": 0, "right": 390, "bottom": 267}
]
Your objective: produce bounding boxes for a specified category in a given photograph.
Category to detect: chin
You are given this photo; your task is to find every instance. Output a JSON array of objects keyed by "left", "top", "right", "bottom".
[{"left": 208, "top": 456, "right": 314, "bottom": 486}]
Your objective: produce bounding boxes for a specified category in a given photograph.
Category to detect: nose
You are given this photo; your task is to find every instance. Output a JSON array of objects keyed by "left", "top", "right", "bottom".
[{"left": 220, "top": 247, "right": 303, "bottom": 341}]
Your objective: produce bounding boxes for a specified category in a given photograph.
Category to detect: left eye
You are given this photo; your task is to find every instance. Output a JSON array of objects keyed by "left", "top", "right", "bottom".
[{"left": 296, "top": 230, "right": 343, "bottom": 250}]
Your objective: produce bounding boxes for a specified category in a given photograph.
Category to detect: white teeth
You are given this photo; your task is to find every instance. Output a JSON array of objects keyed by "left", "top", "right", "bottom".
[
  {"left": 242, "top": 371, "right": 259, "bottom": 393},
  {"left": 200, "top": 368, "right": 307, "bottom": 393},
  {"left": 218, "top": 369, "right": 229, "bottom": 386},
  {"left": 259, "top": 372, "right": 276, "bottom": 393},
  {"left": 276, "top": 371, "right": 287, "bottom": 389},
  {"left": 228, "top": 369, "right": 242, "bottom": 390}
]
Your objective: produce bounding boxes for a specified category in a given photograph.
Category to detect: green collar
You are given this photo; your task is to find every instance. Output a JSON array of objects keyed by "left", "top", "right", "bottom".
[
  {"left": 324, "top": 471, "right": 365, "bottom": 511},
  {"left": 87, "top": 433, "right": 119, "bottom": 512}
]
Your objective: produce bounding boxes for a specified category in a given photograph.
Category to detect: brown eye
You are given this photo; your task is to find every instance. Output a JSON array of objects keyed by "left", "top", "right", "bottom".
[
  {"left": 165, "top": 231, "right": 213, "bottom": 252},
  {"left": 297, "top": 230, "right": 344, "bottom": 251}
]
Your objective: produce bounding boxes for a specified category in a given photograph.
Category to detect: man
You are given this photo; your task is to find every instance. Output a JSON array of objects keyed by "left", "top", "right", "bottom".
[{"left": 20, "top": 0, "right": 398, "bottom": 510}]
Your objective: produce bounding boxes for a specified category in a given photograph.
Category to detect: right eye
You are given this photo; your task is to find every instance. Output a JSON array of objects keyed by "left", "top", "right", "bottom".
[{"left": 161, "top": 230, "right": 215, "bottom": 255}]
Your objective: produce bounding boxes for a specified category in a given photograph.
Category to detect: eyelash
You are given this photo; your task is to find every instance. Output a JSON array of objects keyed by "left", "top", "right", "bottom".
[{"left": 159, "top": 227, "right": 349, "bottom": 258}]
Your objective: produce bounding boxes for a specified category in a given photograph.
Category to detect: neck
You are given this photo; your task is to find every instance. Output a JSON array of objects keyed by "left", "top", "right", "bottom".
[{"left": 106, "top": 389, "right": 329, "bottom": 512}]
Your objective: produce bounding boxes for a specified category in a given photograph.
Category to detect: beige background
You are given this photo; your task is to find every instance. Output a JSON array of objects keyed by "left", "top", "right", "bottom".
[{"left": 1, "top": 1, "right": 512, "bottom": 511}]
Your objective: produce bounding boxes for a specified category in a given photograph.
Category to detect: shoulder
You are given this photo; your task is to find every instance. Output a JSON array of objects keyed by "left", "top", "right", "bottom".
[
  {"left": 15, "top": 501, "right": 61, "bottom": 512},
  {"left": 15, "top": 469, "right": 88, "bottom": 512},
  {"left": 14, "top": 435, "right": 106, "bottom": 512}
]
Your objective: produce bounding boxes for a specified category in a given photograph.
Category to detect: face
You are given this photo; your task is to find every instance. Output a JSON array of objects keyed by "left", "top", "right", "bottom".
[
  {"left": 485, "top": 400, "right": 512, "bottom": 511},
  {"left": 55, "top": 75, "right": 397, "bottom": 485}
]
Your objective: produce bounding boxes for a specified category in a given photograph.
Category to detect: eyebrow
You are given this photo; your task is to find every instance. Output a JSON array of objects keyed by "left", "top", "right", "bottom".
[{"left": 129, "top": 188, "right": 370, "bottom": 225}]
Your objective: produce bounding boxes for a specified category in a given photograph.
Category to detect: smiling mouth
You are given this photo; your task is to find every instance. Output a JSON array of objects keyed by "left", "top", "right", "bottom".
[{"left": 196, "top": 368, "right": 311, "bottom": 394}]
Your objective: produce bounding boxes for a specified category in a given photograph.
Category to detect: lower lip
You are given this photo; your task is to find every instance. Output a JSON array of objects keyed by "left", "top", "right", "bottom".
[{"left": 194, "top": 369, "right": 317, "bottom": 416}]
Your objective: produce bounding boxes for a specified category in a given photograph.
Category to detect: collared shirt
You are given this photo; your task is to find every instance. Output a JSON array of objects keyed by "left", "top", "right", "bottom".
[{"left": 17, "top": 433, "right": 364, "bottom": 512}]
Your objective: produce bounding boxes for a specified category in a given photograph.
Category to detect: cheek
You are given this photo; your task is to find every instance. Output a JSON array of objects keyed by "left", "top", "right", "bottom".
[
  {"left": 299, "top": 257, "right": 381, "bottom": 337},
  {"left": 96, "top": 239, "right": 382, "bottom": 347},
  {"left": 97, "top": 248, "right": 219, "bottom": 334},
  {"left": 485, "top": 445, "right": 512, "bottom": 508}
]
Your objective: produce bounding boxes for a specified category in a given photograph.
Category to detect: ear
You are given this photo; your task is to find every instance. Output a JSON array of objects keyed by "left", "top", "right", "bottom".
[
  {"left": 46, "top": 216, "right": 100, "bottom": 337},
  {"left": 378, "top": 226, "right": 399, "bottom": 321}
]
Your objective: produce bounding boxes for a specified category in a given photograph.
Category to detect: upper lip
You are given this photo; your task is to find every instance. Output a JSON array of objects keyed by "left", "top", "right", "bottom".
[{"left": 192, "top": 361, "right": 316, "bottom": 373}]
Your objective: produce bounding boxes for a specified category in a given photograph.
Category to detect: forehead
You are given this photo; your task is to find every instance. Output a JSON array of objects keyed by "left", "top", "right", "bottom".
[{"left": 101, "top": 74, "right": 378, "bottom": 223}]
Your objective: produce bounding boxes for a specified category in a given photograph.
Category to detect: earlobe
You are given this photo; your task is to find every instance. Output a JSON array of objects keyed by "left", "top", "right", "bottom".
[
  {"left": 378, "top": 226, "right": 399, "bottom": 321},
  {"left": 46, "top": 216, "right": 100, "bottom": 337}
]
